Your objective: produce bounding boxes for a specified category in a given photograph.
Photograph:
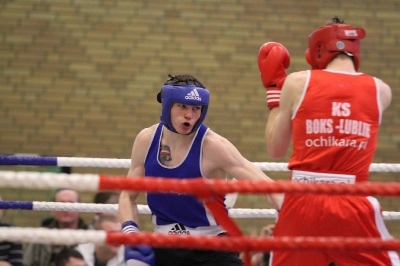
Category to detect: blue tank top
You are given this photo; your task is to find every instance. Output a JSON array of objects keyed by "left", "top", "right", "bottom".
[{"left": 145, "top": 123, "right": 224, "bottom": 227}]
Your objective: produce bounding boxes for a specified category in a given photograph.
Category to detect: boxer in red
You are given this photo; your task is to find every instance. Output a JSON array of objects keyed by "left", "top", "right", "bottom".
[{"left": 259, "top": 16, "right": 400, "bottom": 266}]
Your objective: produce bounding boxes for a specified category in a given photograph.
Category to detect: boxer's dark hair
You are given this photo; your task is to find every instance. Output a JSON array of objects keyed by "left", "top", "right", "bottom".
[
  {"left": 326, "top": 16, "right": 344, "bottom": 26},
  {"left": 164, "top": 74, "right": 205, "bottom": 88}
]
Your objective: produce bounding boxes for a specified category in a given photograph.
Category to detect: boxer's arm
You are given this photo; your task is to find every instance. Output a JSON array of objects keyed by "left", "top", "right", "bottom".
[
  {"left": 122, "top": 221, "right": 155, "bottom": 266},
  {"left": 376, "top": 78, "right": 392, "bottom": 111},
  {"left": 120, "top": 127, "right": 156, "bottom": 266},
  {"left": 119, "top": 127, "right": 154, "bottom": 224},
  {"left": 265, "top": 71, "right": 306, "bottom": 158}
]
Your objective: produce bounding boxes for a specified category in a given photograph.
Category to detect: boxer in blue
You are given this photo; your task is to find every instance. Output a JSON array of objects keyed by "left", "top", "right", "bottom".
[{"left": 119, "top": 74, "right": 281, "bottom": 266}]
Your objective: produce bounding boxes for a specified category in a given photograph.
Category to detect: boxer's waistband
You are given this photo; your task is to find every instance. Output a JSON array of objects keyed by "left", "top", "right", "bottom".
[
  {"left": 292, "top": 170, "right": 356, "bottom": 184},
  {"left": 155, "top": 223, "right": 225, "bottom": 236}
]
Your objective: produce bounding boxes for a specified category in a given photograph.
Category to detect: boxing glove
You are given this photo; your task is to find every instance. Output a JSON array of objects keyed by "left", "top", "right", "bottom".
[
  {"left": 258, "top": 42, "right": 290, "bottom": 109},
  {"left": 122, "top": 221, "right": 155, "bottom": 266}
]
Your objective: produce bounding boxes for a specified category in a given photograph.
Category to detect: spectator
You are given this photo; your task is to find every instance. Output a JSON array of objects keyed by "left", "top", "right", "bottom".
[
  {"left": 250, "top": 224, "right": 275, "bottom": 266},
  {"left": 23, "top": 189, "right": 88, "bottom": 266},
  {"left": 0, "top": 195, "right": 23, "bottom": 266},
  {"left": 75, "top": 215, "right": 125, "bottom": 266},
  {"left": 89, "top": 192, "right": 120, "bottom": 229},
  {"left": 55, "top": 248, "right": 85, "bottom": 266}
]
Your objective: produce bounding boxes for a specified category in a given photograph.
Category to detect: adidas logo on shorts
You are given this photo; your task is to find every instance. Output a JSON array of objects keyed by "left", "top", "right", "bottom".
[
  {"left": 168, "top": 223, "right": 190, "bottom": 235},
  {"left": 185, "top": 89, "right": 202, "bottom": 101}
]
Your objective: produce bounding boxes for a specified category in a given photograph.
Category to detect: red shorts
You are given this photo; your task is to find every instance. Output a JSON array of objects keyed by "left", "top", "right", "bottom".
[{"left": 270, "top": 194, "right": 400, "bottom": 266}]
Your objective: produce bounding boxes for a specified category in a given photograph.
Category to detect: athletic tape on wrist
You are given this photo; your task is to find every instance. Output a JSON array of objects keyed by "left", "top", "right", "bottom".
[
  {"left": 266, "top": 89, "right": 281, "bottom": 109},
  {"left": 122, "top": 220, "right": 140, "bottom": 234}
]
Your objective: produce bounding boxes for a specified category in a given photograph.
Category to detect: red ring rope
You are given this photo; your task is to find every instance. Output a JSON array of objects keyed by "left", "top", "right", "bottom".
[
  {"left": 99, "top": 176, "right": 400, "bottom": 197},
  {"left": 106, "top": 232, "right": 400, "bottom": 252}
]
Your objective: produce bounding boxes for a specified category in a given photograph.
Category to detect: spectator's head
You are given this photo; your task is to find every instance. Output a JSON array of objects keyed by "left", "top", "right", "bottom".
[
  {"left": 93, "top": 192, "right": 119, "bottom": 205},
  {"left": 94, "top": 215, "right": 122, "bottom": 260},
  {"left": 92, "top": 192, "right": 120, "bottom": 222},
  {"left": 52, "top": 189, "right": 81, "bottom": 229},
  {"left": 55, "top": 247, "right": 85, "bottom": 266}
]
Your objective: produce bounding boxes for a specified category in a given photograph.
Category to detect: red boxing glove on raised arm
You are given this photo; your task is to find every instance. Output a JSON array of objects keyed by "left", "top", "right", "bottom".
[{"left": 258, "top": 42, "right": 290, "bottom": 109}]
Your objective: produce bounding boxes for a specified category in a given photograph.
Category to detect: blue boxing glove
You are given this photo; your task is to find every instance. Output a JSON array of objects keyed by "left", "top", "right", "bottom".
[
  {"left": 122, "top": 221, "right": 155, "bottom": 266},
  {"left": 125, "top": 245, "right": 155, "bottom": 266}
]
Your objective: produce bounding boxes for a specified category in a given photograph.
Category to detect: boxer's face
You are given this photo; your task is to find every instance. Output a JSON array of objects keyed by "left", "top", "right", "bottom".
[{"left": 170, "top": 103, "right": 202, "bottom": 135}]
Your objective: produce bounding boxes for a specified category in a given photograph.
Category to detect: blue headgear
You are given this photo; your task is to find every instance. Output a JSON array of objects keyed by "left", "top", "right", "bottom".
[{"left": 157, "top": 84, "right": 210, "bottom": 134}]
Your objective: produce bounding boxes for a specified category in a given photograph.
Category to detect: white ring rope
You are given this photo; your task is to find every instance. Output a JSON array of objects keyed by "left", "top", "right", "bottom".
[
  {"left": 58, "top": 157, "right": 131, "bottom": 168},
  {"left": 33, "top": 202, "right": 122, "bottom": 213},
  {"left": 14, "top": 156, "right": 400, "bottom": 172},
  {"left": 0, "top": 227, "right": 106, "bottom": 245},
  {"left": 27, "top": 202, "right": 280, "bottom": 218},
  {"left": 0, "top": 171, "right": 99, "bottom": 191},
  {"left": 20, "top": 202, "right": 400, "bottom": 220},
  {"left": 62, "top": 159, "right": 400, "bottom": 172}
]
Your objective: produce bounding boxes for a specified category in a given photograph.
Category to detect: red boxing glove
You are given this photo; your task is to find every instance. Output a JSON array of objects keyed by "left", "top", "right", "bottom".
[{"left": 258, "top": 42, "right": 290, "bottom": 109}]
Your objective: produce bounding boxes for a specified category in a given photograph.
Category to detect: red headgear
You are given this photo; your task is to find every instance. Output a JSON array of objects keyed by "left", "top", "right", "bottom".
[{"left": 305, "top": 21, "right": 366, "bottom": 70}]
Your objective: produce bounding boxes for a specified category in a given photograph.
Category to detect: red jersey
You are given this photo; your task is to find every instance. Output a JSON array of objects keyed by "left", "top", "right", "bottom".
[{"left": 288, "top": 70, "right": 381, "bottom": 182}]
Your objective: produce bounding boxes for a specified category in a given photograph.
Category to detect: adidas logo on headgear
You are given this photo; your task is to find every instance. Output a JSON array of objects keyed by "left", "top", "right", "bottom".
[{"left": 185, "top": 89, "right": 202, "bottom": 101}]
